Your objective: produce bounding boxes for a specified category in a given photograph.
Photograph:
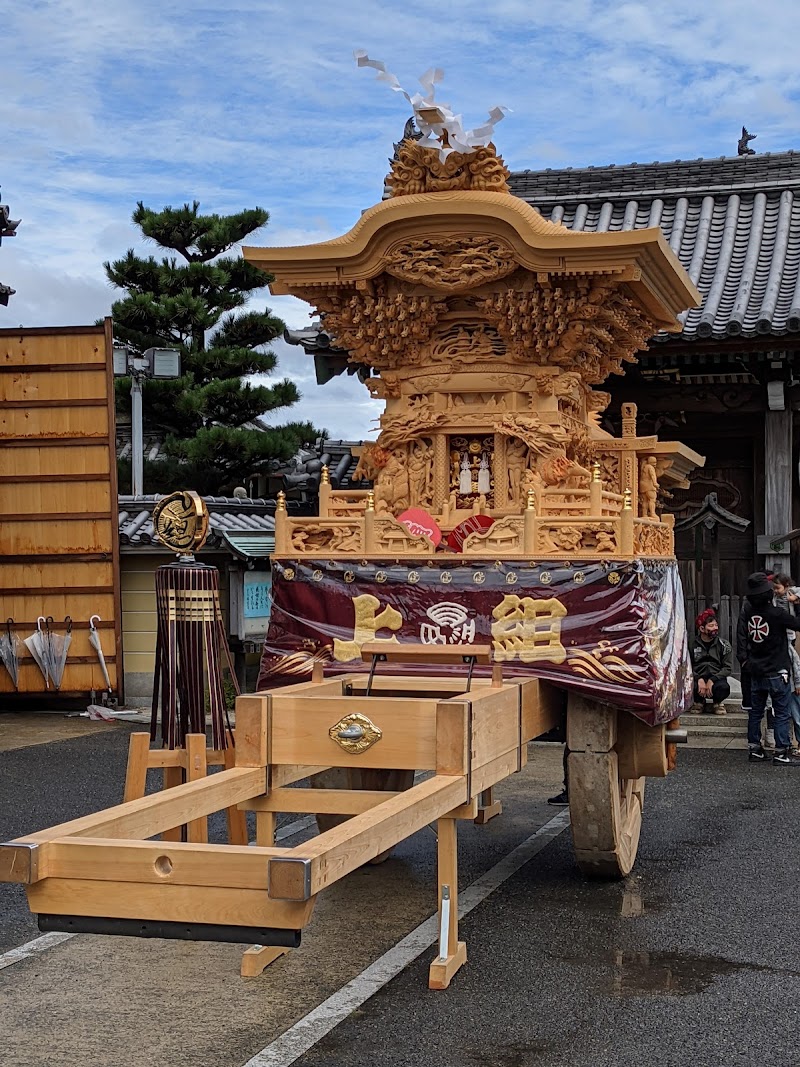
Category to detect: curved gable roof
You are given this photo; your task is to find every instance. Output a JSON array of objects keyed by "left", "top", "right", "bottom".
[{"left": 509, "top": 152, "right": 800, "bottom": 341}]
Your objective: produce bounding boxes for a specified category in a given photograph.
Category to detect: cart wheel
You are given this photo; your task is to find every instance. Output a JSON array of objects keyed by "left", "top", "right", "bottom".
[{"left": 567, "top": 696, "right": 644, "bottom": 879}]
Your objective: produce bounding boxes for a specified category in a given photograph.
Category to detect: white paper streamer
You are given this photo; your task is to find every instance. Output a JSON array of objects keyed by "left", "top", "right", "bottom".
[{"left": 354, "top": 50, "right": 509, "bottom": 161}]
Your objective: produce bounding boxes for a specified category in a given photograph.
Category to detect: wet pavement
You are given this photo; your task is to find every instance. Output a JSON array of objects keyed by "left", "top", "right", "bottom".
[{"left": 1, "top": 719, "right": 799, "bottom": 1066}]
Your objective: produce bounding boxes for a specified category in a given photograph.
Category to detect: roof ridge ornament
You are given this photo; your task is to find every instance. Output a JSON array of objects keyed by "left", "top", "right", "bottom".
[{"left": 738, "top": 126, "right": 756, "bottom": 156}]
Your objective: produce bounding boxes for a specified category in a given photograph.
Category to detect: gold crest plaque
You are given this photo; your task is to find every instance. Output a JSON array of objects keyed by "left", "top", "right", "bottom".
[
  {"left": 152, "top": 490, "right": 210, "bottom": 556},
  {"left": 328, "top": 712, "right": 383, "bottom": 755}
]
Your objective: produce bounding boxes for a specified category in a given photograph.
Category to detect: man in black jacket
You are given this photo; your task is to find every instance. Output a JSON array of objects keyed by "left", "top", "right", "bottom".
[
  {"left": 691, "top": 608, "right": 732, "bottom": 714},
  {"left": 743, "top": 572, "right": 800, "bottom": 764}
]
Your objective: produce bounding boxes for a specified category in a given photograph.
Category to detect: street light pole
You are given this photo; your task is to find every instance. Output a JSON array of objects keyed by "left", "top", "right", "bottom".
[
  {"left": 130, "top": 368, "right": 145, "bottom": 497},
  {"left": 113, "top": 346, "right": 182, "bottom": 498}
]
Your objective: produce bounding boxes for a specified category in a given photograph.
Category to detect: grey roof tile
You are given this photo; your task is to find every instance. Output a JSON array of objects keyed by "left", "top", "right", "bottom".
[
  {"left": 509, "top": 151, "right": 800, "bottom": 341},
  {"left": 118, "top": 495, "right": 275, "bottom": 550}
]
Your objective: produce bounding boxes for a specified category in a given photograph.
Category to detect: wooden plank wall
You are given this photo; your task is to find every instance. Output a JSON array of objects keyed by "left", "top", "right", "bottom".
[{"left": 0, "top": 322, "right": 122, "bottom": 699}]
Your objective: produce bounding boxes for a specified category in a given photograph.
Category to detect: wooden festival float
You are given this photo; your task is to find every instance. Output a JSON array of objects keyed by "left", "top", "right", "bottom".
[{"left": 0, "top": 66, "right": 703, "bottom": 990}]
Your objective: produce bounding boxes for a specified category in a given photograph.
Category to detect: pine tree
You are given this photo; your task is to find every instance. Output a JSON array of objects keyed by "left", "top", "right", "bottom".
[{"left": 107, "top": 201, "right": 321, "bottom": 495}]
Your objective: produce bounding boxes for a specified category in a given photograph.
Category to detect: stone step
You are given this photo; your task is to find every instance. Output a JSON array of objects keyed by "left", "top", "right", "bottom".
[{"left": 682, "top": 712, "right": 746, "bottom": 730}]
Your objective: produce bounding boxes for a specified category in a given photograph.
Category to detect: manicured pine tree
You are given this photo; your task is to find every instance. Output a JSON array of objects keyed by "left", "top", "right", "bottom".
[{"left": 107, "top": 200, "right": 321, "bottom": 495}]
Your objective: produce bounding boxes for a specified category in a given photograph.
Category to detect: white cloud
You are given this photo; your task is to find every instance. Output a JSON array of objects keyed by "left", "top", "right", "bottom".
[{"left": 2, "top": 0, "right": 799, "bottom": 440}]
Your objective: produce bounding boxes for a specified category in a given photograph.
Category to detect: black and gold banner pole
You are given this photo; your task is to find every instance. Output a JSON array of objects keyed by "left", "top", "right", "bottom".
[{"left": 150, "top": 491, "right": 238, "bottom": 750}]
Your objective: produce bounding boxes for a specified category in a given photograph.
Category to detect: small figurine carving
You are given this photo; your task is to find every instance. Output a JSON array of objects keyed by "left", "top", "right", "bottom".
[{"left": 639, "top": 455, "right": 660, "bottom": 520}]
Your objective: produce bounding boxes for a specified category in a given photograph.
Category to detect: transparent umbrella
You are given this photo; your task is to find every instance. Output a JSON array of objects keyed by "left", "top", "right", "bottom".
[
  {"left": 24, "top": 617, "right": 51, "bottom": 688},
  {"left": 0, "top": 618, "right": 21, "bottom": 690},
  {"left": 45, "top": 616, "right": 72, "bottom": 690},
  {"left": 88, "top": 615, "right": 113, "bottom": 694}
]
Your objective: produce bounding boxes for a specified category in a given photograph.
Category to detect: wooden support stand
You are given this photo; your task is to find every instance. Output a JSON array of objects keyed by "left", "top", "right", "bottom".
[
  {"left": 428, "top": 816, "right": 467, "bottom": 989},
  {"left": 124, "top": 731, "right": 278, "bottom": 977}
]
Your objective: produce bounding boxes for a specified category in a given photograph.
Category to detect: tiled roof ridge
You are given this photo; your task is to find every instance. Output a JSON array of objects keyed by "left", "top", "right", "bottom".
[
  {"left": 117, "top": 493, "right": 274, "bottom": 511},
  {"left": 509, "top": 151, "right": 800, "bottom": 200}
]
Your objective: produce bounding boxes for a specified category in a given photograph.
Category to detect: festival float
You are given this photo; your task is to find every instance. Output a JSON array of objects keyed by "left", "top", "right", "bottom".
[{"left": 0, "top": 58, "right": 703, "bottom": 990}]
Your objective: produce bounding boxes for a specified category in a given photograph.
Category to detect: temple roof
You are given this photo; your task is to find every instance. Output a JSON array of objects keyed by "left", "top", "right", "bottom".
[{"left": 509, "top": 152, "right": 800, "bottom": 342}]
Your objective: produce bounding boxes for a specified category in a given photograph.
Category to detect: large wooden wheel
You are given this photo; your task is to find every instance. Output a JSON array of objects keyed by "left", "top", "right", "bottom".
[{"left": 567, "top": 695, "right": 665, "bottom": 879}]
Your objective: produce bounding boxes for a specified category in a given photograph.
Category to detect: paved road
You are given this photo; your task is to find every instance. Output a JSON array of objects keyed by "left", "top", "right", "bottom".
[{"left": 2, "top": 718, "right": 799, "bottom": 1067}]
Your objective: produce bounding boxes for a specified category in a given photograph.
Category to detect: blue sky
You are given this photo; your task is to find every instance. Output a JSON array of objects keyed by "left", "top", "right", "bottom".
[{"left": 3, "top": 0, "right": 800, "bottom": 437}]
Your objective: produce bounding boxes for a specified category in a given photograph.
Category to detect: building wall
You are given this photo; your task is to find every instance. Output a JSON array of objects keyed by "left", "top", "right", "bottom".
[
  {"left": 0, "top": 323, "right": 122, "bottom": 701},
  {"left": 121, "top": 554, "right": 230, "bottom": 703}
]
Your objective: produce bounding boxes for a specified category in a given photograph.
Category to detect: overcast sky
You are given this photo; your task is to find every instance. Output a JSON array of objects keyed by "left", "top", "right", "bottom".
[{"left": 4, "top": 0, "right": 800, "bottom": 438}]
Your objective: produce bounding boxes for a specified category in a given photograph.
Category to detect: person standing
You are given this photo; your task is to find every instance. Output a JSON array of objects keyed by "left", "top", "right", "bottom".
[
  {"left": 690, "top": 608, "right": 732, "bottom": 714},
  {"left": 743, "top": 572, "right": 800, "bottom": 764}
]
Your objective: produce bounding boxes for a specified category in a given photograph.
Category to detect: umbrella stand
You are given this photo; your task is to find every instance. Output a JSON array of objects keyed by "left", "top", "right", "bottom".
[
  {"left": 0, "top": 618, "right": 21, "bottom": 690},
  {"left": 88, "top": 615, "right": 113, "bottom": 695}
]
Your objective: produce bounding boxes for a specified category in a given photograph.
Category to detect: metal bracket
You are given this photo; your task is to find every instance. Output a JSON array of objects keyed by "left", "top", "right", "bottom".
[
  {"left": 462, "top": 654, "right": 478, "bottom": 693},
  {"left": 365, "top": 652, "right": 387, "bottom": 697},
  {"left": 268, "top": 856, "right": 313, "bottom": 901},
  {"left": 0, "top": 842, "right": 39, "bottom": 884}
]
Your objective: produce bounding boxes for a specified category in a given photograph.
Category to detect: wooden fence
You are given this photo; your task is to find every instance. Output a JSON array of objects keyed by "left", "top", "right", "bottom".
[{"left": 0, "top": 322, "right": 122, "bottom": 700}]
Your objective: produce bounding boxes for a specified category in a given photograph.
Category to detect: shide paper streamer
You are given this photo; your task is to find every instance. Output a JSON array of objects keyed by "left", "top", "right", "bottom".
[{"left": 354, "top": 50, "right": 510, "bottom": 161}]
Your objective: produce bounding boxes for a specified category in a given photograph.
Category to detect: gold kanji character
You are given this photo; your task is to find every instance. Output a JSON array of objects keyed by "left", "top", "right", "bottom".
[
  {"left": 491, "top": 595, "right": 567, "bottom": 664},
  {"left": 333, "top": 594, "right": 403, "bottom": 661}
]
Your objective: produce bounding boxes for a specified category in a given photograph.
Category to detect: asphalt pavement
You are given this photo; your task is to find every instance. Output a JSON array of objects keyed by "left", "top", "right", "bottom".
[{"left": 2, "top": 719, "right": 799, "bottom": 1067}]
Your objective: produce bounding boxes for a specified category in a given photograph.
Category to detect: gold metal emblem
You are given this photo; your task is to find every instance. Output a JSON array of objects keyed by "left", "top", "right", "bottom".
[
  {"left": 376, "top": 571, "right": 388, "bottom": 584},
  {"left": 152, "top": 490, "right": 209, "bottom": 556},
  {"left": 312, "top": 569, "right": 323, "bottom": 582},
  {"left": 283, "top": 567, "right": 295, "bottom": 581},
  {"left": 408, "top": 571, "right": 420, "bottom": 584},
  {"left": 329, "top": 712, "right": 383, "bottom": 754},
  {"left": 344, "top": 570, "right": 356, "bottom": 583},
  {"left": 440, "top": 571, "right": 453, "bottom": 584},
  {"left": 539, "top": 572, "right": 552, "bottom": 585},
  {"left": 473, "top": 572, "right": 486, "bottom": 584},
  {"left": 505, "top": 572, "right": 518, "bottom": 584},
  {"left": 608, "top": 571, "right": 621, "bottom": 585},
  {"left": 573, "top": 572, "right": 586, "bottom": 584}
]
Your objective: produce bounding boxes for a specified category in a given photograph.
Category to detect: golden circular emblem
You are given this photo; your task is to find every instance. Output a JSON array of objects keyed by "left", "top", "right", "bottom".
[
  {"left": 573, "top": 572, "right": 586, "bottom": 584},
  {"left": 408, "top": 571, "right": 420, "bottom": 584},
  {"left": 505, "top": 572, "right": 518, "bottom": 585},
  {"left": 152, "top": 490, "right": 209, "bottom": 555},
  {"left": 376, "top": 571, "right": 388, "bottom": 584},
  {"left": 440, "top": 571, "right": 453, "bottom": 584},
  {"left": 608, "top": 571, "right": 621, "bottom": 585},
  {"left": 473, "top": 572, "right": 486, "bottom": 584},
  {"left": 344, "top": 571, "right": 356, "bottom": 583},
  {"left": 283, "top": 567, "right": 295, "bottom": 581},
  {"left": 312, "top": 569, "right": 323, "bottom": 582},
  {"left": 540, "top": 572, "right": 552, "bottom": 585}
]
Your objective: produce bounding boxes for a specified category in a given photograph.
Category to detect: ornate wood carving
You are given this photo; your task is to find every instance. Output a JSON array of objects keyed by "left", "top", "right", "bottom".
[
  {"left": 385, "top": 235, "right": 517, "bottom": 291},
  {"left": 387, "top": 140, "right": 511, "bottom": 196}
]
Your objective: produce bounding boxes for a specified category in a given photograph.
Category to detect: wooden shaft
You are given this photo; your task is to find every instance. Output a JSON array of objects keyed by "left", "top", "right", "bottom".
[
  {"left": 268, "top": 775, "right": 466, "bottom": 900},
  {"left": 123, "top": 733, "right": 150, "bottom": 804},
  {"left": 14, "top": 767, "right": 266, "bottom": 848},
  {"left": 185, "top": 734, "right": 209, "bottom": 844},
  {"left": 242, "top": 787, "right": 401, "bottom": 816},
  {"left": 161, "top": 766, "right": 184, "bottom": 842},
  {"left": 255, "top": 812, "right": 275, "bottom": 847}
]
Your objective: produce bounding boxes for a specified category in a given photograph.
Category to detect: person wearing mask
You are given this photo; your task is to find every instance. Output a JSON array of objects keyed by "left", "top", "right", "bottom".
[
  {"left": 743, "top": 572, "right": 800, "bottom": 764},
  {"left": 691, "top": 608, "right": 732, "bottom": 714}
]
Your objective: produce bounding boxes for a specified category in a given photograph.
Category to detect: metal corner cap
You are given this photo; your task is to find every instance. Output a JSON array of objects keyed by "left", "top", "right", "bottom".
[
  {"left": 0, "top": 841, "right": 39, "bottom": 884},
  {"left": 268, "top": 856, "right": 312, "bottom": 901}
]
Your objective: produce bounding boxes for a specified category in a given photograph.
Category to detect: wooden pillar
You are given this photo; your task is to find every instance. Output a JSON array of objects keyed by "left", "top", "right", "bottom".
[
  {"left": 765, "top": 408, "right": 792, "bottom": 573},
  {"left": 494, "top": 434, "right": 508, "bottom": 509},
  {"left": 432, "top": 434, "right": 449, "bottom": 513}
]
